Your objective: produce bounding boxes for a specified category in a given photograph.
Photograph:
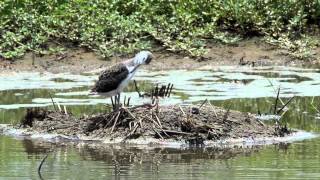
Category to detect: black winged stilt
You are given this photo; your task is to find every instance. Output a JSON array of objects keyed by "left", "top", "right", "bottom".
[{"left": 90, "top": 51, "right": 153, "bottom": 109}]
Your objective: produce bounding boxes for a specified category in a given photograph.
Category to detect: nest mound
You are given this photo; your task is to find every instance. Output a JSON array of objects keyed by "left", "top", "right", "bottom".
[{"left": 20, "top": 104, "right": 291, "bottom": 145}]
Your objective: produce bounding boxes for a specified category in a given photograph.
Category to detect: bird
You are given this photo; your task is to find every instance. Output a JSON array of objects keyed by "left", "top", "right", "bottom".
[{"left": 90, "top": 51, "right": 153, "bottom": 110}]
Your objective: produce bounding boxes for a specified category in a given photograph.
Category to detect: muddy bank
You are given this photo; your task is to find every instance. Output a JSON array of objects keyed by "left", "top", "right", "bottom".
[
  {"left": 3, "top": 102, "right": 293, "bottom": 146},
  {"left": 1, "top": 38, "right": 320, "bottom": 75}
]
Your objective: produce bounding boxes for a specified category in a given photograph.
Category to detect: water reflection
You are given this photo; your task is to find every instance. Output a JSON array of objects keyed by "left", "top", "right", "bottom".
[{"left": 2, "top": 136, "right": 318, "bottom": 179}]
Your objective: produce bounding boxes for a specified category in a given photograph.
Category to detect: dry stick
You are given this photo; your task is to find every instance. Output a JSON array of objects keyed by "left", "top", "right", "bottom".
[
  {"left": 156, "top": 129, "right": 193, "bottom": 135},
  {"left": 208, "top": 101, "right": 218, "bottom": 118},
  {"left": 133, "top": 80, "right": 143, "bottom": 97},
  {"left": 277, "top": 96, "right": 295, "bottom": 114},
  {"left": 154, "top": 113, "right": 162, "bottom": 128},
  {"left": 178, "top": 105, "right": 186, "bottom": 116},
  {"left": 124, "top": 107, "right": 137, "bottom": 120},
  {"left": 63, "top": 106, "right": 68, "bottom": 115},
  {"left": 122, "top": 123, "right": 139, "bottom": 142},
  {"left": 199, "top": 99, "right": 208, "bottom": 109},
  {"left": 147, "top": 115, "right": 162, "bottom": 128},
  {"left": 110, "top": 111, "right": 121, "bottom": 134},
  {"left": 49, "top": 93, "right": 57, "bottom": 112},
  {"left": 38, "top": 153, "right": 49, "bottom": 180},
  {"left": 56, "top": 101, "right": 62, "bottom": 112},
  {"left": 129, "top": 121, "right": 134, "bottom": 131},
  {"left": 152, "top": 127, "right": 164, "bottom": 139},
  {"left": 274, "top": 87, "right": 280, "bottom": 114},
  {"left": 256, "top": 118, "right": 265, "bottom": 126},
  {"left": 124, "top": 107, "right": 143, "bottom": 128},
  {"left": 124, "top": 96, "right": 127, "bottom": 106}
]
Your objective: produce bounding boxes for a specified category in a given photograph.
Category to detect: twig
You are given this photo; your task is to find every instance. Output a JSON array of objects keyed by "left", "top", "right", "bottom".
[
  {"left": 277, "top": 96, "right": 294, "bottom": 114},
  {"left": 49, "top": 93, "right": 57, "bottom": 112},
  {"left": 123, "top": 107, "right": 137, "bottom": 120},
  {"left": 199, "top": 99, "right": 208, "bottom": 109},
  {"left": 56, "top": 101, "right": 62, "bottom": 112},
  {"left": 156, "top": 129, "right": 193, "bottom": 135},
  {"left": 154, "top": 113, "right": 162, "bottom": 128},
  {"left": 110, "top": 111, "right": 121, "bottom": 134},
  {"left": 274, "top": 87, "right": 280, "bottom": 114},
  {"left": 152, "top": 127, "right": 164, "bottom": 139},
  {"left": 267, "top": 79, "right": 285, "bottom": 106},
  {"left": 178, "top": 105, "right": 186, "bottom": 116},
  {"left": 147, "top": 115, "right": 162, "bottom": 128},
  {"left": 256, "top": 119, "right": 265, "bottom": 126},
  {"left": 122, "top": 123, "right": 139, "bottom": 143},
  {"left": 63, "top": 106, "right": 68, "bottom": 115}
]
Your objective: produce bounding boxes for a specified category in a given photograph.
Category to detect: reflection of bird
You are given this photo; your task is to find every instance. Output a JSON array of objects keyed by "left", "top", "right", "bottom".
[{"left": 90, "top": 51, "right": 153, "bottom": 109}]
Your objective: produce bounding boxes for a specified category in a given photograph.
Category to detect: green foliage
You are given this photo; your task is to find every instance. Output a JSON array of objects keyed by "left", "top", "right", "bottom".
[{"left": 1, "top": 0, "right": 320, "bottom": 60}]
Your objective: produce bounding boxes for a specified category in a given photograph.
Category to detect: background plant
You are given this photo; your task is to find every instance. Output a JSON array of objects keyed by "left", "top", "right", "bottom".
[{"left": 1, "top": 0, "right": 320, "bottom": 60}]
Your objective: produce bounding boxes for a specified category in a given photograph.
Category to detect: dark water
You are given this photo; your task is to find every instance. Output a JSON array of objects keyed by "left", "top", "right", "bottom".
[{"left": 1, "top": 66, "right": 320, "bottom": 179}]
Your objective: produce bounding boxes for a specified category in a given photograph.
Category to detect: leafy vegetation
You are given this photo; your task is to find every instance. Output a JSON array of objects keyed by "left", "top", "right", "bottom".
[{"left": 1, "top": 0, "right": 320, "bottom": 60}]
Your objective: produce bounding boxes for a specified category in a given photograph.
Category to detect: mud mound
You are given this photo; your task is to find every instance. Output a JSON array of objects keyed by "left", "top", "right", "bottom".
[{"left": 20, "top": 104, "right": 291, "bottom": 145}]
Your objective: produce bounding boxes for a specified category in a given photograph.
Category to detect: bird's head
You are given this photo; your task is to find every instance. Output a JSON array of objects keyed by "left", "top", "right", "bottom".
[{"left": 133, "top": 51, "right": 153, "bottom": 65}]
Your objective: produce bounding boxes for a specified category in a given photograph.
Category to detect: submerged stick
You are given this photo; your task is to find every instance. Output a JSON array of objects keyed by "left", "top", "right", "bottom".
[{"left": 38, "top": 153, "right": 49, "bottom": 180}]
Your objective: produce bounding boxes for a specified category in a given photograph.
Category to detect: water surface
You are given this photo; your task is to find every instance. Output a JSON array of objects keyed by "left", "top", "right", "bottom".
[{"left": 1, "top": 66, "right": 320, "bottom": 179}]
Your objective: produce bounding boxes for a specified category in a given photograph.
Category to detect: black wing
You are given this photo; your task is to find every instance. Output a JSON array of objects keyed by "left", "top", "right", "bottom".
[{"left": 92, "top": 63, "right": 129, "bottom": 93}]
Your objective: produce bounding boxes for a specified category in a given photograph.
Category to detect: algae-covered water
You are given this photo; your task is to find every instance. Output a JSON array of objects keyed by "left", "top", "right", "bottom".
[{"left": 1, "top": 66, "right": 320, "bottom": 179}]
